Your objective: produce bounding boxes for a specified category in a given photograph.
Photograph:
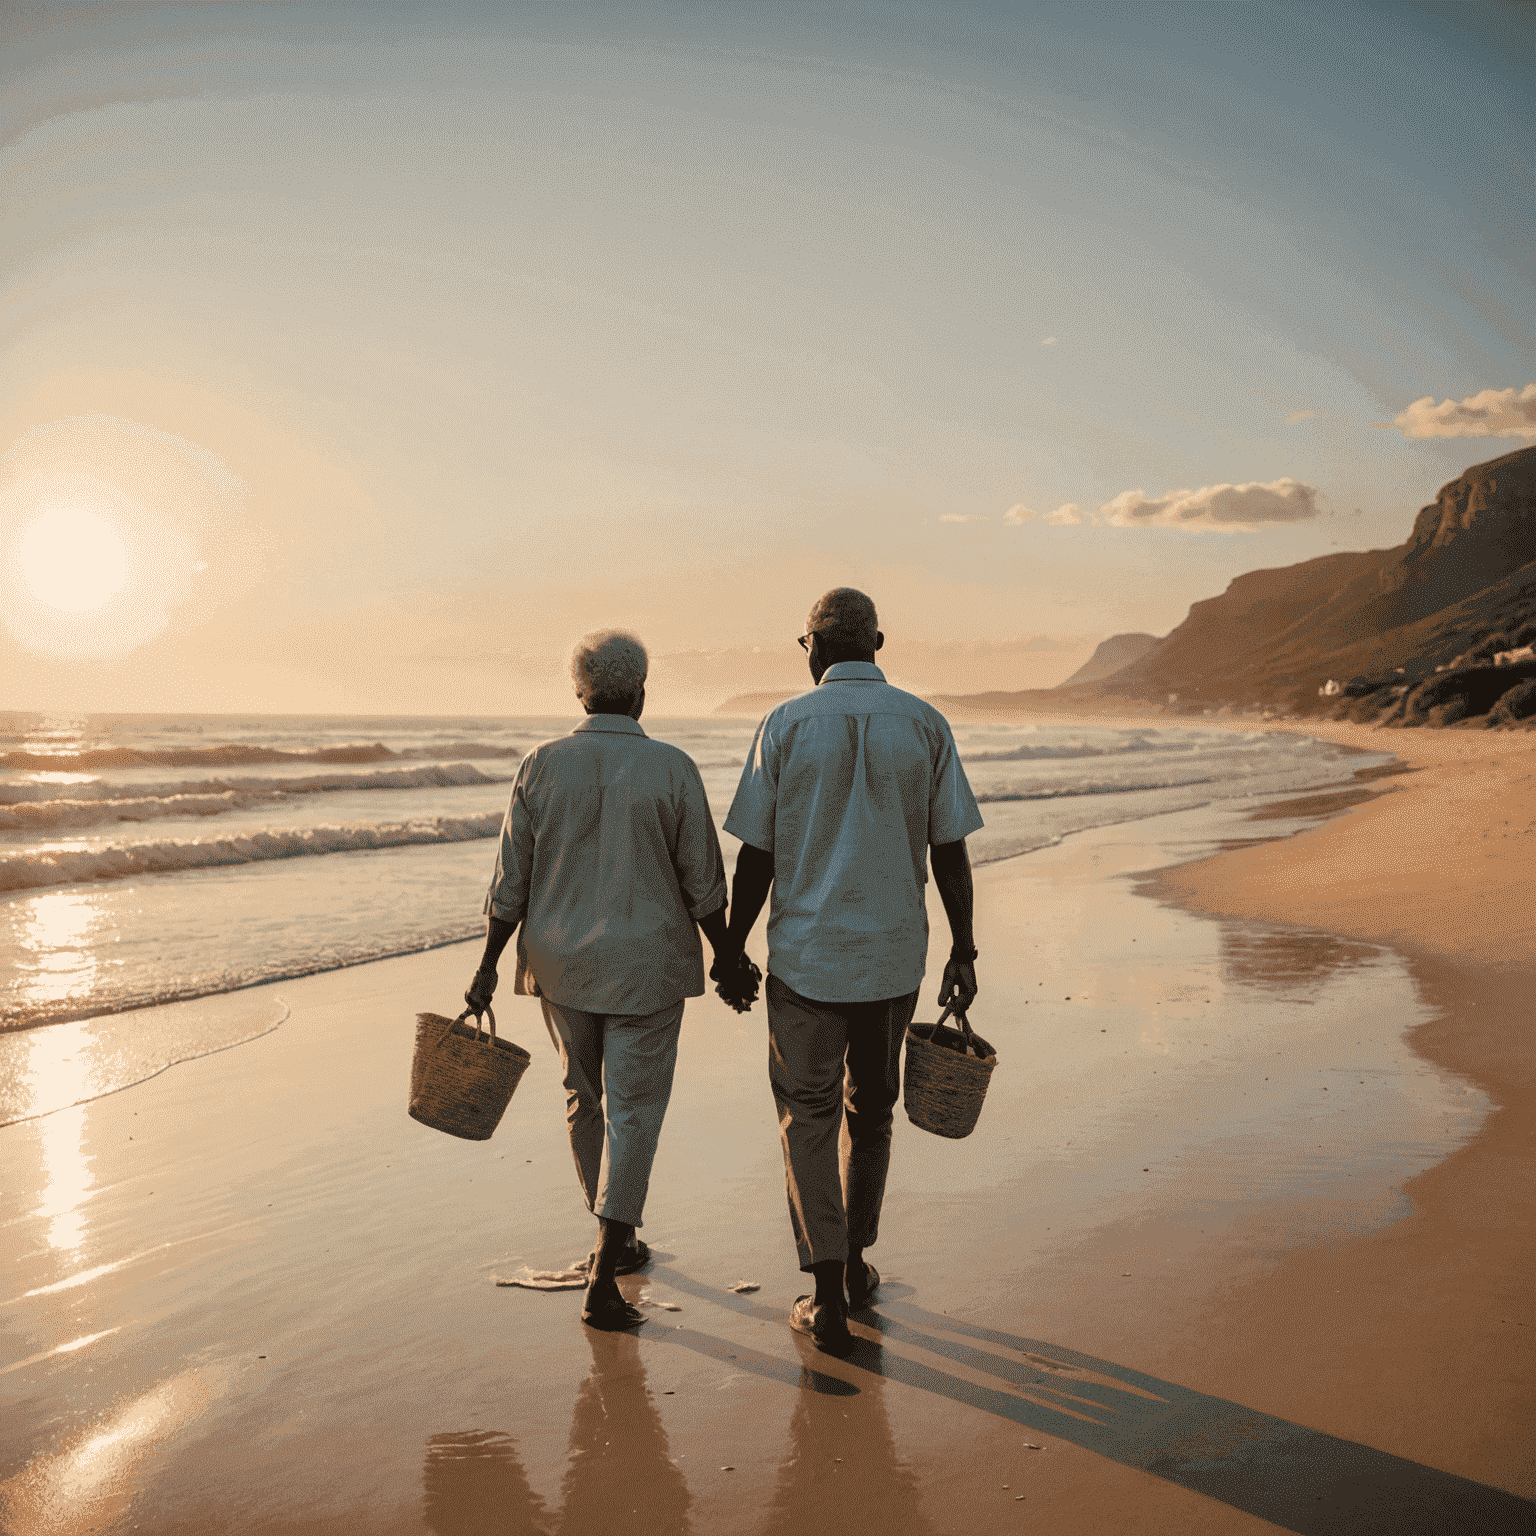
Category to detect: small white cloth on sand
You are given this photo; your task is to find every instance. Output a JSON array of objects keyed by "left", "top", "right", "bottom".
[
  {"left": 729, "top": 1281, "right": 760, "bottom": 1293},
  {"left": 494, "top": 1262, "right": 589, "bottom": 1291}
]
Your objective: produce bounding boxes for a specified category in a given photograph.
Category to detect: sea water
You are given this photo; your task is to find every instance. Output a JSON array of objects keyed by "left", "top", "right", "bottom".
[{"left": 0, "top": 710, "right": 1390, "bottom": 1033}]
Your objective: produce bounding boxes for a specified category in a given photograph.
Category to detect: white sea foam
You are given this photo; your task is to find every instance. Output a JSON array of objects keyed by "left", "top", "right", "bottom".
[
  {"left": 0, "top": 793, "right": 251, "bottom": 829},
  {"left": 0, "top": 711, "right": 1393, "bottom": 1033},
  {"left": 0, "top": 762, "right": 511, "bottom": 806},
  {"left": 0, "top": 813, "right": 505, "bottom": 893}
]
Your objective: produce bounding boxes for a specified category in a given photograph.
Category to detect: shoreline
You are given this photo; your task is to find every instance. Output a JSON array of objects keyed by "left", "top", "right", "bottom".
[
  {"left": 1, "top": 715, "right": 1391, "bottom": 1037},
  {"left": 1134, "top": 721, "right": 1535, "bottom": 1502},
  {"left": 2, "top": 729, "right": 1531, "bottom": 1529}
]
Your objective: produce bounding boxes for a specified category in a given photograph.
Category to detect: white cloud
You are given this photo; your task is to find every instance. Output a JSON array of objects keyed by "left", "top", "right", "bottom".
[
  {"left": 1041, "top": 336, "right": 1057, "bottom": 346},
  {"left": 1392, "top": 383, "right": 1536, "bottom": 440},
  {"left": 1285, "top": 409, "right": 1317, "bottom": 425},
  {"left": 940, "top": 513, "right": 987, "bottom": 523},
  {"left": 1004, "top": 502, "right": 1082, "bottom": 525},
  {"left": 1099, "top": 477, "right": 1320, "bottom": 532}
]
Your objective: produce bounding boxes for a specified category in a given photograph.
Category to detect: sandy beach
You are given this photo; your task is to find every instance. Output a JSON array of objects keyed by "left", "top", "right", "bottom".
[{"left": 2, "top": 724, "right": 1533, "bottom": 1534}]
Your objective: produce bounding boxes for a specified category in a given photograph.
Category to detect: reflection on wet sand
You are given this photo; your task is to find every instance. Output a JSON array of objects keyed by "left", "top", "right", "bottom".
[
  {"left": 22, "top": 1024, "right": 97, "bottom": 1251},
  {"left": 423, "top": 1430, "right": 552, "bottom": 1536},
  {"left": 424, "top": 1329, "right": 689, "bottom": 1536},
  {"left": 0, "top": 1367, "right": 223, "bottom": 1536},
  {"left": 1217, "top": 925, "right": 1379, "bottom": 994},
  {"left": 761, "top": 1356, "right": 931, "bottom": 1536}
]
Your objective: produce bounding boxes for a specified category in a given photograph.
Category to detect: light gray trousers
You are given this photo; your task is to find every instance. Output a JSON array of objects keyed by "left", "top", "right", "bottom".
[{"left": 539, "top": 996, "right": 685, "bottom": 1229}]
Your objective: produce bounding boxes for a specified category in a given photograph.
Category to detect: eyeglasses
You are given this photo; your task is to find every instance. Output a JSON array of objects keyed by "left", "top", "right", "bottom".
[{"left": 797, "top": 632, "right": 813, "bottom": 651}]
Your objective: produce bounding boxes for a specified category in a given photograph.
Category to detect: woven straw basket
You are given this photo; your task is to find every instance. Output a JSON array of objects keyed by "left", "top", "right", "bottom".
[
  {"left": 903, "top": 1005, "right": 997, "bottom": 1139},
  {"left": 408, "top": 1007, "right": 531, "bottom": 1141}
]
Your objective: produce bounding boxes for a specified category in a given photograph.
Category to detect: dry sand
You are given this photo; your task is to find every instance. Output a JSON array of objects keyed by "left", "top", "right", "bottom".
[{"left": 1, "top": 723, "right": 1533, "bottom": 1534}]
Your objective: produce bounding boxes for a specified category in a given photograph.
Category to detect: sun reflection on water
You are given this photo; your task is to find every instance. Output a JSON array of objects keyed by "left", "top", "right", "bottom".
[{"left": 16, "top": 890, "right": 102, "bottom": 1009}]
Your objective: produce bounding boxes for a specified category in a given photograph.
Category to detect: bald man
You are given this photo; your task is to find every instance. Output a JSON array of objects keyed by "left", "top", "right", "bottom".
[{"left": 723, "top": 588, "right": 983, "bottom": 1355}]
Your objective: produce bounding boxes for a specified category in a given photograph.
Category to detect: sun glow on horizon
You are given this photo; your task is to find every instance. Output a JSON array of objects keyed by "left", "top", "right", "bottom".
[{"left": 18, "top": 508, "right": 129, "bottom": 613}]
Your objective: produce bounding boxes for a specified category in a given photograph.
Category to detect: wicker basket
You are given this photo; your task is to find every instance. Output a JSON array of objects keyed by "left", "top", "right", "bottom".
[
  {"left": 408, "top": 1007, "right": 531, "bottom": 1141},
  {"left": 903, "top": 1006, "right": 997, "bottom": 1139}
]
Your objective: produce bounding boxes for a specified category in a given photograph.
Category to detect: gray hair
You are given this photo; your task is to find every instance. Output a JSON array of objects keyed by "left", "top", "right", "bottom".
[
  {"left": 807, "top": 587, "right": 879, "bottom": 650},
  {"left": 570, "top": 628, "right": 648, "bottom": 708}
]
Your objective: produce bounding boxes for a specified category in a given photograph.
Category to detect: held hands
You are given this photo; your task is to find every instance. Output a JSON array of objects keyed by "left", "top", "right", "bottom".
[
  {"left": 937, "top": 957, "right": 978, "bottom": 1013},
  {"left": 710, "top": 948, "right": 762, "bottom": 1014},
  {"left": 464, "top": 964, "right": 497, "bottom": 1016}
]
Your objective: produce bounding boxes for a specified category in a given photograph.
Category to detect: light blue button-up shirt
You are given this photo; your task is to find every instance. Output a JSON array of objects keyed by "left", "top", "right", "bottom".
[
  {"left": 724, "top": 662, "right": 984, "bottom": 1003},
  {"left": 484, "top": 715, "right": 728, "bottom": 1015}
]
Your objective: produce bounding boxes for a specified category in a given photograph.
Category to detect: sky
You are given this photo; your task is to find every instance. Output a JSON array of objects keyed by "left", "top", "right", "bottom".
[{"left": 3, "top": 0, "right": 1532, "bottom": 716}]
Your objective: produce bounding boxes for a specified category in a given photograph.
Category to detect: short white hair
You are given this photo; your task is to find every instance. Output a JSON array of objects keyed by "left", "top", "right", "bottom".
[{"left": 570, "top": 629, "right": 648, "bottom": 708}]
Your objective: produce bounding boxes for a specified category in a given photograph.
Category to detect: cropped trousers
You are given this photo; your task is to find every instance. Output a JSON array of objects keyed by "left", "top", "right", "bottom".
[
  {"left": 539, "top": 996, "right": 685, "bottom": 1229},
  {"left": 765, "top": 973, "right": 920, "bottom": 1272}
]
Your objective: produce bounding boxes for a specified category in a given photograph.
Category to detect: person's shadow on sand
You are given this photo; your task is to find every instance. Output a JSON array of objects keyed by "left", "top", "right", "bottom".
[
  {"left": 422, "top": 1326, "right": 690, "bottom": 1536},
  {"left": 647, "top": 1267, "right": 1536, "bottom": 1536}
]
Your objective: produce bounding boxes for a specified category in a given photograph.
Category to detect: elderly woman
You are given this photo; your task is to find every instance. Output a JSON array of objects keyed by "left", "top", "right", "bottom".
[{"left": 465, "top": 630, "right": 743, "bottom": 1329}]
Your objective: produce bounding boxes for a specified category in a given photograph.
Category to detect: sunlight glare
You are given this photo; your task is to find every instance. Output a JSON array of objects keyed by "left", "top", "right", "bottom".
[{"left": 18, "top": 509, "right": 128, "bottom": 612}]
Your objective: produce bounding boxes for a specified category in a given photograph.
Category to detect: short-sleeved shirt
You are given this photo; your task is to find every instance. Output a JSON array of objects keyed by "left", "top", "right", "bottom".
[
  {"left": 724, "top": 662, "right": 984, "bottom": 1003},
  {"left": 484, "top": 715, "right": 728, "bottom": 1015}
]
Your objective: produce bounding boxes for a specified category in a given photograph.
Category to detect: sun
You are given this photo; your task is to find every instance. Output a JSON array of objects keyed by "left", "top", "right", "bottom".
[{"left": 17, "top": 508, "right": 129, "bottom": 612}]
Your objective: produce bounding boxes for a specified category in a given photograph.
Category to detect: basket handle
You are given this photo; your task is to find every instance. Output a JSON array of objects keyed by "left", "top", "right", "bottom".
[
  {"left": 445, "top": 1006, "right": 497, "bottom": 1047},
  {"left": 934, "top": 1003, "right": 979, "bottom": 1052}
]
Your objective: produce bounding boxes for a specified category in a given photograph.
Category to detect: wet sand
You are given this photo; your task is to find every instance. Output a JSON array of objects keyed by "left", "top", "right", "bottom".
[{"left": 2, "top": 748, "right": 1534, "bottom": 1533}]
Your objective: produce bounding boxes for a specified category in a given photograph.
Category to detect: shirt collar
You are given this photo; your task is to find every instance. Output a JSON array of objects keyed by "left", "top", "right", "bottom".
[
  {"left": 819, "top": 661, "right": 886, "bottom": 683},
  {"left": 573, "top": 714, "right": 648, "bottom": 735}
]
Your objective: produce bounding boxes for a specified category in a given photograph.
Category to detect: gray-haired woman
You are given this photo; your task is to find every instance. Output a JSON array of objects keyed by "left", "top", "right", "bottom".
[{"left": 465, "top": 629, "right": 754, "bottom": 1328}]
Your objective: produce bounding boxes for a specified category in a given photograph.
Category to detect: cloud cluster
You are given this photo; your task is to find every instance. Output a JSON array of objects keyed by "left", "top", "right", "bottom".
[
  {"left": 1099, "top": 478, "right": 1319, "bottom": 531},
  {"left": 1007, "top": 479, "right": 1319, "bottom": 533},
  {"left": 1391, "top": 384, "right": 1536, "bottom": 440},
  {"left": 1004, "top": 503, "right": 1083, "bottom": 526}
]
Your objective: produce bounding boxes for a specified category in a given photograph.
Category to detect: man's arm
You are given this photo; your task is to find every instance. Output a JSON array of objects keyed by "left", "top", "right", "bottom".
[
  {"left": 930, "top": 838, "right": 978, "bottom": 1011},
  {"left": 728, "top": 843, "right": 774, "bottom": 946}
]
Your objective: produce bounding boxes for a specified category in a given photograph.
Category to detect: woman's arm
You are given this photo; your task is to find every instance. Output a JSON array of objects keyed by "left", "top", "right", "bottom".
[{"left": 465, "top": 915, "right": 516, "bottom": 1013}]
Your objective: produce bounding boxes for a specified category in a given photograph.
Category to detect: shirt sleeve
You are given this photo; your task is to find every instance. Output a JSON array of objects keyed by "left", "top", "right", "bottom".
[
  {"left": 670, "top": 759, "right": 729, "bottom": 919},
  {"left": 928, "top": 718, "right": 985, "bottom": 846},
  {"left": 483, "top": 758, "right": 535, "bottom": 924},
  {"left": 722, "top": 713, "right": 779, "bottom": 852}
]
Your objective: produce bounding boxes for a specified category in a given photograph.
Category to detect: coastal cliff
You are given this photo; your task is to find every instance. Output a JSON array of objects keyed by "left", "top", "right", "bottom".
[{"left": 943, "top": 446, "right": 1536, "bottom": 727}]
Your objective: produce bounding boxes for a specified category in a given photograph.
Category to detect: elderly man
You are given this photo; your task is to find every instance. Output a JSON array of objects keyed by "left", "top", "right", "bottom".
[
  {"left": 723, "top": 588, "right": 984, "bottom": 1355},
  {"left": 466, "top": 629, "right": 738, "bottom": 1330}
]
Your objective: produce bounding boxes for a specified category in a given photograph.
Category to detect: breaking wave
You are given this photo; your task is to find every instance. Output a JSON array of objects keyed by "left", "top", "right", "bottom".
[
  {"left": 0, "top": 740, "right": 522, "bottom": 770},
  {"left": 0, "top": 813, "right": 505, "bottom": 893},
  {"left": 0, "top": 763, "right": 512, "bottom": 826},
  {"left": 972, "top": 772, "right": 1223, "bottom": 802}
]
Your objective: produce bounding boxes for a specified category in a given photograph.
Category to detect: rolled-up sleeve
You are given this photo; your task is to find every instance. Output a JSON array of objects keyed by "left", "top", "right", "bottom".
[
  {"left": 483, "top": 765, "right": 535, "bottom": 924},
  {"left": 928, "top": 721, "right": 985, "bottom": 846},
  {"left": 723, "top": 714, "right": 779, "bottom": 852},
  {"left": 671, "top": 762, "right": 728, "bottom": 919}
]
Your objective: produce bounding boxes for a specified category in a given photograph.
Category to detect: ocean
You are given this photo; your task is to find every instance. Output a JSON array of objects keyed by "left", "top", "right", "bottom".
[{"left": 0, "top": 710, "right": 1391, "bottom": 1033}]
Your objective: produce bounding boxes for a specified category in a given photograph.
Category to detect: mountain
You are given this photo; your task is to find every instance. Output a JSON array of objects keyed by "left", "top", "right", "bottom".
[
  {"left": 1056, "top": 633, "right": 1161, "bottom": 688},
  {"left": 938, "top": 446, "right": 1536, "bottom": 727},
  {"left": 713, "top": 689, "right": 803, "bottom": 716}
]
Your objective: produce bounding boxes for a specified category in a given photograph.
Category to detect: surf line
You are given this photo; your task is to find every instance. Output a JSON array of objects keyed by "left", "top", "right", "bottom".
[{"left": 0, "top": 1001, "right": 291, "bottom": 1130}]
